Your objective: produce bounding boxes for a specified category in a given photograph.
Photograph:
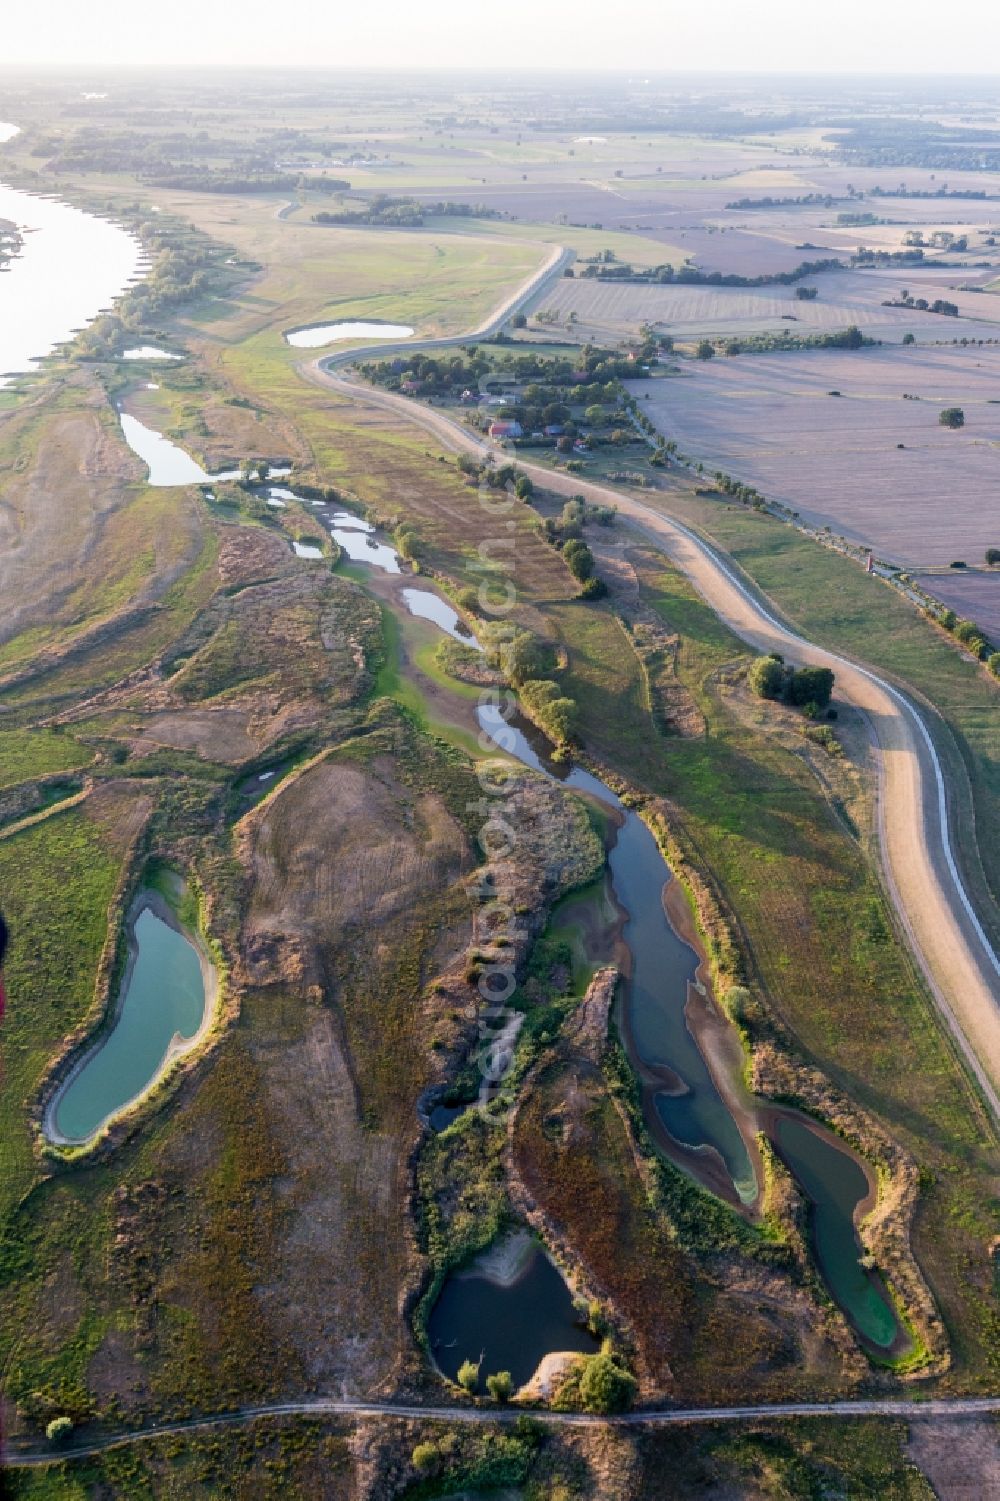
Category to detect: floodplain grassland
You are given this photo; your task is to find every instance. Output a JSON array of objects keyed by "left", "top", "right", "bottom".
[
  {"left": 149, "top": 191, "right": 544, "bottom": 343},
  {"left": 0, "top": 787, "right": 148, "bottom": 1221},
  {"left": 641, "top": 483, "right": 1000, "bottom": 940},
  {"left": 0, "top": 729, "right": 92, "bottom": 790}
]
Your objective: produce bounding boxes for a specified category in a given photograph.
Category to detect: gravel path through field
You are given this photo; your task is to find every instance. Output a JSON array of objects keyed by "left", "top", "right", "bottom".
[{"left": 10, "top": 1393, "right": 1000, "bottom": 1467}]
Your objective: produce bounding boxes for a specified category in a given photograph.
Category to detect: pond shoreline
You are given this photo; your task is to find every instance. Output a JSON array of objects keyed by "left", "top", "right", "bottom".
[{"left": 42, "top": 884, "right": 219, "bottom": 1149}]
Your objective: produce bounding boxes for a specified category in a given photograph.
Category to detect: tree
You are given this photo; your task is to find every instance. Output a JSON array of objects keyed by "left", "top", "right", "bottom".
[
  {"left": 562, "top": 539, "right": 595, "bottom": 582},
  {"left": 577, "top": 1351, "right": 637, "bottom": 1413},
  {"left": 501, "top": 631, "right": 550, "bottom": 686},
  {"left": 46, "top": 1417, "right": 73, "bottom": 1448},
  {"left": 511, "top": 312, "right": 527, "bottom": 328},
  {"left": 584, "top": 404, "right": 605, "bottom": 427},
  {"left": 902, "top": 332, "right": 916, "bottom": 345},
  {"left": 748, "top": 655, "right": 785, "bottom": 700},
  {"left": 939, "top": 407, "right": 965, "bottom": 429},
  {"left": 514, "top": 474, "right": 533, "bottom": 500},
  {"left": 695, "top": 340, "right": 715, "bottom": 360},
  {"left": 788, "top": 666, "right": 835, "bottom": 710},
  {"left": 988, "top": 653, "right": 1000, "bottom": 678},
  {"left": 457, "top": 1357, "right": 480, "bottom": 1393},
  {"left": 411, "top": 1441, "right": 440, "bottom": 1473},
  {"left": 986, "top": 548, "right": 1000, "bottom": 566},
  {"left": 520, "top": 680, "right": 579, "bottom": 745},
  {"left": 486, "top": 1370, "right": 514, "bottom": 1402}
]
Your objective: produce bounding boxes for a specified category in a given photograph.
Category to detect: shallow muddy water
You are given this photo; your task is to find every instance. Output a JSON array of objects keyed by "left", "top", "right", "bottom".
[
  {"left": 329, "top": 522, "right": 401, "bottom": 572},
  {"left": 117, "top": 409, "right": 292, "bottom": 489},
  {"left": 119, "top": 411, "right": 213, "bottom": 485},
  {"left": 49, "top": 897, "right": 209, "bottom": 1144},
  {"left": 285, "top": 319, "right": 414, "bottom": 349}
]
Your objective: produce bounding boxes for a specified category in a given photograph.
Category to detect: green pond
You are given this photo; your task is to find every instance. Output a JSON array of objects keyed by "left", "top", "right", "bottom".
[
  {"left": 51, "top": 900, "right": 207, "bottom": 1143},
  {"left": 773, "top": 1114, "right": 902, "bottom": 1352}
]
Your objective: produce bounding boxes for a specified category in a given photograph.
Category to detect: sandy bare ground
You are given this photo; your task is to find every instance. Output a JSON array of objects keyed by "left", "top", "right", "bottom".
[{"left": 306, "top": 346, "right": 1000, "bottom": 1122}]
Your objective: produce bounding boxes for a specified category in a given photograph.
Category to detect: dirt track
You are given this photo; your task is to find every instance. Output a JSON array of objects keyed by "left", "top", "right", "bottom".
[
  {"left": 304, "top": 329, "right": 1000, "bottom": 1121},
  {"left": 10, "top": 1391, "right": 1000, "bottom": 1467}
]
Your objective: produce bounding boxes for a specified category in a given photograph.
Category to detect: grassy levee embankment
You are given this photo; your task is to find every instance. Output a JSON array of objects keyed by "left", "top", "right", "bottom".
[{"left": 646, "top": 488, "right": 1000, "bottom": 951}]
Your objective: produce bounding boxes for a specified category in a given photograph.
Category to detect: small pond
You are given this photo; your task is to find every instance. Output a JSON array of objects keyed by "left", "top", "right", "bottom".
[
  {"left": 772, "top": 1114, "right": 903, "bottom": 1353},
  {"left": 48, "top": 896, "right": 210, "bottom": 1144},
  {"left": 428, "top": 1233, "right": 598, "bottom": 1391},
  {"left": 285, "top": 320, "right": 414, "bottom": 349},
  {"left": 401, "top": 588, "right": 482, "bottom": 646},
  {"left": 329, "top": 522, "right": 401, "bottom": 573},
  {"left": 121, "top": 345, "right": 182, "bottom": 361},
  {"left": 118, "top": 410, "right": 291, "bottom": 489},
  {"left": 292, "top": 540, "right": 324, "bottom": 559},
  {"left": 119, "top": 412, "right": 212, "bottom": 486}
]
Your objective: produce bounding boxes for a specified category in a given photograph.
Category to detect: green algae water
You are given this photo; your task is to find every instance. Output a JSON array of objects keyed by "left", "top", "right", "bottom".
[
  {"left": 773, "top": 1114, "right": 902, "bottom": 1351},
  {"left": 52, "top": 900, "right": 207, "bottom": 1143}
]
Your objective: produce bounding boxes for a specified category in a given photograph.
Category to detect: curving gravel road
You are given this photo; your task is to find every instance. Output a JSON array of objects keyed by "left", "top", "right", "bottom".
[{"left": 300, "top": 257, "right": 1000, "bottom": 1119}]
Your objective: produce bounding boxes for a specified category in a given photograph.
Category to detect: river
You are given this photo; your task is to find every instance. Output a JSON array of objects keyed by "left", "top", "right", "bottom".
[{"left": 0, "top": 121, "right": 145, "bottom": 384}]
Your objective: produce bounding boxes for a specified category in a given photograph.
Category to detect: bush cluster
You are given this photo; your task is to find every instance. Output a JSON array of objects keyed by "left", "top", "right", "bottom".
[{"left": 749, "top": 654, "right": 835, "bottom": 715}]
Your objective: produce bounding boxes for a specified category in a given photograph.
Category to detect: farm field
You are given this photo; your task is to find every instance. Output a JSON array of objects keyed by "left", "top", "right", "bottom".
[
  {"left": 632, "top": 344, "right": 1000, "bottom": 565},
  {"left": 914, "top": 569, "right": 1000, "bottom": 639},
  {"left": 538, "top": 265, "right": 1000, "bottom": 343}
]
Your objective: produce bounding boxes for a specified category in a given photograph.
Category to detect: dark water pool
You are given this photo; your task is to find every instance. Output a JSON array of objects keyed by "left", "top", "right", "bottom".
[{"left": 428, "top": 1241, "right": 599, "bottom": 1390}]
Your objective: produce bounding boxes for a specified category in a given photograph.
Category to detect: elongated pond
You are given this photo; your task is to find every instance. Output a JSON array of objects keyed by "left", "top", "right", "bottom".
[
  {"left": 478, "top": 700, "right": 757, "bottom": 1204},
  {"left": 772, "top": 1114, "right": 902, "bottom": 1354},
  {"left": 48, "top": 895, "right": 210, "bottom": 1144},
  {"left": 285, "top": 319, "right": 414, "bottom": 349}
]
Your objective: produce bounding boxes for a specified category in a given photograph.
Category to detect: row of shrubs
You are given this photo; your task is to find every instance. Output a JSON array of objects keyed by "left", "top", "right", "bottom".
[{"left": 937, "top": 609, "right": 1000, "bottom": 674}]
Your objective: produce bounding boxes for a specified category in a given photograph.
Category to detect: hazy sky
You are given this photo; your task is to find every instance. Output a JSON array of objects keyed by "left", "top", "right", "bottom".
[{"left": 3, "top": 0, "right": 1000, "bottom": 74}]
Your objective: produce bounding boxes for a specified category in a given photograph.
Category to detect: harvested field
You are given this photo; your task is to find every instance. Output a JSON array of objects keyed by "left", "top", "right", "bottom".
[
  {"left": 633, "top": 345, "right": 1000, "bottom": 565},
  {"left": 539, "top": 265, "right": 1000, "bottom": 343},
  {"left": 915, "top": 570, "right": 1000, "bottom": 641}
]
